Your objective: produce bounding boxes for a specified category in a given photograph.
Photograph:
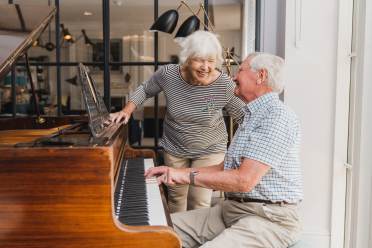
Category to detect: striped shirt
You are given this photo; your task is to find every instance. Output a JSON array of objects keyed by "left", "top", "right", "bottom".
[
  {"left": 224, "top": 93, "right": 303, "bottom": 203},
  {"left": 129, "top": 64, "right": 245, "bottom": 158}
]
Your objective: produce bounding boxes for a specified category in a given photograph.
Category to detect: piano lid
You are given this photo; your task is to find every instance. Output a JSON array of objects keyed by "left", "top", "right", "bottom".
[{"left": 0, "top": 4, "right": 56, "bottom": 80}]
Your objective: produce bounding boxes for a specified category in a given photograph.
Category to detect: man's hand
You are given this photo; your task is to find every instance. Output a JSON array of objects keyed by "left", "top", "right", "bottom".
[
  {"left": 109, "top": 110, "right": 131, "bottom": 124},
  {"left": 145, "top": 166, "right": 189, "bottom": 186}
]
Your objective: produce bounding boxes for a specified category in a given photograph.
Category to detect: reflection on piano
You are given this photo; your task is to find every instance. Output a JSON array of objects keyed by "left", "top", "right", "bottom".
[{"left": 0, "top": 3, "right": 180, "bottom": 247}]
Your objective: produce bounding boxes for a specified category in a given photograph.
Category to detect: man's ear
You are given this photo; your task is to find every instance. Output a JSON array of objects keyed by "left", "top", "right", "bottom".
[{"left": 257, "top": 68, "right": 268, "bottom": 85}]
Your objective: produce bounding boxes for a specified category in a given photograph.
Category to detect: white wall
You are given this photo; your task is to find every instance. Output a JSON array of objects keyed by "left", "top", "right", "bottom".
[
  {"left": 262, "top": 0, "right": 343, "bottom": 247},
  {"left": 348, "top": 0, "right": 372, "bottom": 247}
]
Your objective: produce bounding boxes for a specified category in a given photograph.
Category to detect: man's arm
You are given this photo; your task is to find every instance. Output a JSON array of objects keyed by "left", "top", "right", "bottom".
[
  {"left": 145, "top": 158, "right": 270, "bottom": 193},
  {"left": 194, "top": 158, "right": 270, "bottom": 192}
]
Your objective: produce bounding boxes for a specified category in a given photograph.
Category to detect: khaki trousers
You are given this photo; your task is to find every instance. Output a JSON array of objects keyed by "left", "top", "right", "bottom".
[
  {"left": 163, "top": 152, "right": 225, "bottom": 213},
  {"left": 171, "top": 200, "right": 301, "bottom": 248}
]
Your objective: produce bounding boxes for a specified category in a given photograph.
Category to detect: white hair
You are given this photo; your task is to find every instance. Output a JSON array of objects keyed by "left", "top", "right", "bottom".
[
  {"left": 249, "top": 53, "right": 285, "bottom": 93},
  {"left": 176, "top": 31, "right": 224, "bottom": 69}
]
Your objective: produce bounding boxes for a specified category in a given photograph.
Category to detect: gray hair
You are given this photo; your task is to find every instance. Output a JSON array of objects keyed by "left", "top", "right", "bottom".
[
  {"left": 177, "top": 31, "right": 224, "bottom": 69},
  {"left": 249, "top": 53, "right": 285, "bottom": 93}
]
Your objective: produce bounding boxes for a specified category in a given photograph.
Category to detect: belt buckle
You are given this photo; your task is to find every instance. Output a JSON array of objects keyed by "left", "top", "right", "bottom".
[{"left": 239, "top": 197, "right": 244, "bottom": 203}]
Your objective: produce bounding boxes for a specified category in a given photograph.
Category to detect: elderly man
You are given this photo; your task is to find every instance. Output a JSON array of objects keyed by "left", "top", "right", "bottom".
[{"left": 145, "top": 52, "right": 303, "bottom": 248}]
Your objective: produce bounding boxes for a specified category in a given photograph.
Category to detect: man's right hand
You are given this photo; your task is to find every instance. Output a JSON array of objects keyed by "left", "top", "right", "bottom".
[{"left": 110, "top": 110, "right": 131, "bottom": 124}]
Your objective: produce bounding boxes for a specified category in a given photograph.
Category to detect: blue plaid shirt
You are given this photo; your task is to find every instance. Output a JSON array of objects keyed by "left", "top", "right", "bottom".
[{"left": 224, "top": 92, "right": 303, "bottom": 203}]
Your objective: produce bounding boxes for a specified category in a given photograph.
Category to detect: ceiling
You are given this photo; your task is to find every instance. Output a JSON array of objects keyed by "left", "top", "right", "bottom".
[
  {"left": 6, "top": 0, "right": 241, "bottom": 23},
  {"left": 2, "top": 0, "right": 241, "bottom": 36}
]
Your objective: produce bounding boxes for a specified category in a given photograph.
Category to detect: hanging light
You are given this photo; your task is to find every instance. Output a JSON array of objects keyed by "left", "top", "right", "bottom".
[
  {"left": 150, "top": 9, "right": 179, "bottom": 34},
  {"left": 65, "top": 75, "right": 78, "bottom": 85},
  {"left": 149, "top": 1, "right": 213, "bottom": 38},
  {"left": 61, "top": 24, "right": 73, "bottom": 42},
  {"left": 81, "top": 29, "right": 94, "bottom": 46},
  {"left": 149, "top": 1, "right": 240, "bottom": 71},
  {"left": 175, "top": 15, "right": 200, "bottom": 38},
  {"left": 32, "top": 39, "right": 39, "bottom": 47},
  {"left": 44, "top": 42, "right": 56, "bottom": 51}
]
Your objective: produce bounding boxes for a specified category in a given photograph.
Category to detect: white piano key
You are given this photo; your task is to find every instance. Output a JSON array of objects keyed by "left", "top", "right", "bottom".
[{"left": 144, "top": 158, "right": 168, "bottom": 226}]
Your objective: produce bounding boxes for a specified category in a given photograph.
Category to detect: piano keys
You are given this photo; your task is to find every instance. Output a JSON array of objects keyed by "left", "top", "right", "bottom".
[{"left": 115, "top": 158, "right": 168, "bottom": 226}]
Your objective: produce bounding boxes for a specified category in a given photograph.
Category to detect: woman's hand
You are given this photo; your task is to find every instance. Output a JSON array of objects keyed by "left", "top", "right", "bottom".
[
  {"left": 110, "top": 110, "right": 131, "bottom": 124},
  {"left": 110, "top": 101, "right": 137, "bottom": 124}
]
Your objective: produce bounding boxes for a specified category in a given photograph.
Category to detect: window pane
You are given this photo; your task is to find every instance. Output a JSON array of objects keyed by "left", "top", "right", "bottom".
[{"left": 111, "top": 0, "right": 154, "bottom": 63}]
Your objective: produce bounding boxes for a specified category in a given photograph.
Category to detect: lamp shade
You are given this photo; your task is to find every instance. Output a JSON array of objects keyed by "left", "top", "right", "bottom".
[
  {"left": 44, "top": 42, "right": 55, "bottom": 51},
  {"left": 65, "top": 75, "right": 78, "bottom": 85},
  {"left": 82, "top": 29, "right": 94, "bottom": 46},
  {"left": 150, "top": 9, "right": 179, "bottom": 34},
  {"left": 175, "top": 15, "right": 200, "bottom": 38}
]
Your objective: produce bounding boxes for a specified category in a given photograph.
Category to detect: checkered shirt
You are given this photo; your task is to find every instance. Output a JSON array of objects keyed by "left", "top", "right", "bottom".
[{"left": 224, "top": 92, "right": 303, "bottom": 203}]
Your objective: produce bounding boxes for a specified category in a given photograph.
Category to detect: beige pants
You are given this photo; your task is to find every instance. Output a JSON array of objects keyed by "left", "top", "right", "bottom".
[
  {"left": 163, "top": 152, "right": 225, "bottom": 213},
  {"left": 171, "top": 200, "right": 301, "bottom": 248}
]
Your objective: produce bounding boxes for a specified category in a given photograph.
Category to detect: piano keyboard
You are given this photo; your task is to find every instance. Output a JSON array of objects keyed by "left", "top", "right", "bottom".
[{"left": 114, "top": 158, "right": 168, "bottom": 226}]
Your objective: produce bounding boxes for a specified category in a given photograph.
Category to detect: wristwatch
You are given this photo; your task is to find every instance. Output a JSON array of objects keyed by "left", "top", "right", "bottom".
[{"left": 189, "top": 170, "right": 199, "bottom": 185}]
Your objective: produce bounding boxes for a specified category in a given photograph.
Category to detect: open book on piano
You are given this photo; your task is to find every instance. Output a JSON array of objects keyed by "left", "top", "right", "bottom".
[{"left": 0, "top": 4, "right": 180, "bottom": 247}]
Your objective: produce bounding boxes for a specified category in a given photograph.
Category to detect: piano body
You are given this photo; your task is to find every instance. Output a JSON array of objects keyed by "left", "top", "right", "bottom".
[{"left": 0, "top": 4, "right": 180, "bottom": 248}]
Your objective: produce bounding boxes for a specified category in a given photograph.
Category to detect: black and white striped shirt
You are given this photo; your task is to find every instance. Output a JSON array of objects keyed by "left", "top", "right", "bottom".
[{"left": 129, "top": 64, "right": 245, "bottom": 158}]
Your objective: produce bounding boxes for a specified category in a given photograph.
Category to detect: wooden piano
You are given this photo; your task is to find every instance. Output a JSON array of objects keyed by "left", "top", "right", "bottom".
[
  {"left": 0, "top": 4, "right": 180, "bottom": 248},
  {"left": 0, "top": 117, "right": 180, "bottom": 248}
]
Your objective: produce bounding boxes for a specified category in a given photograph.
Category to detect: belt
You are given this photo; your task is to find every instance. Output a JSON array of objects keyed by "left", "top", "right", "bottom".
[{"left": 226, "top": 196, "right": 297, "bottom": 206}]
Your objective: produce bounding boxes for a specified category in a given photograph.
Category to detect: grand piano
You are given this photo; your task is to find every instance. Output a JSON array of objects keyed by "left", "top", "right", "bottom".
[{"left": 0, "top": 3, "right": 180, "bottom": 248}]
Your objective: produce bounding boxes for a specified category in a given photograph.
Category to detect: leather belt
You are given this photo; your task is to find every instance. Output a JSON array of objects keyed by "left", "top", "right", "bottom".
[{"left": 226, "top": 196, "right": 297, "bottom": 206}]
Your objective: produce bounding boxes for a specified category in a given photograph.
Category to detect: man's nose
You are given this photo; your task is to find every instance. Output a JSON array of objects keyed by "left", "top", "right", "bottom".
[{"left": 232, "top": 74, "right": 238, "bottom": 82}]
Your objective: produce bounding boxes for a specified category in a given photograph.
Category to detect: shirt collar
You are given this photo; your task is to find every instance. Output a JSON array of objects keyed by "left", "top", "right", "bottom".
[{"left": 243, "top": 92, "right": 279, "bottom": 114}]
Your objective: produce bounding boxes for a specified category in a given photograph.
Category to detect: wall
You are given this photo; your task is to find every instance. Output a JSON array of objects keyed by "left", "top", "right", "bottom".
[
  {"left": 348, "top": 0, "right": 372, "bottom": 247},
  {"left": 261, "top": 0, "right": 342, "bottom": 247}
]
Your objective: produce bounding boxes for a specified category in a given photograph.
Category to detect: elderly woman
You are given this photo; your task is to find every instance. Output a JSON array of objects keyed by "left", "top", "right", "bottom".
[{"left": 110, "top": 30, "right": 245, "bottom": 213}]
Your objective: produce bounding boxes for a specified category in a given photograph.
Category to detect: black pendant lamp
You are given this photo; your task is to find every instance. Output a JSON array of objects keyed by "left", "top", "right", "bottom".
[
  {"left": 175, "top": 15, "right": 200, "bottom": 38},
  {"left": 65, "top": 75, "right": 78, "bottom": 85},
  {"left": 44, "top": 42, "right": 55, "bottom": 51},
  {"left": 81, "top": 29, "right": 94, "bottom": 46},
  {"left": 150, "top": 9, "right": 179, "bottom": 34}
]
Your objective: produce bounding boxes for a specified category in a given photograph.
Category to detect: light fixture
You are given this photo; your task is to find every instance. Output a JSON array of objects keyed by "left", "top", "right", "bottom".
[
  {"left": 81, "top": 29, "right": 94, "bottom": 46},
  {"left": 65, "top": 75, "right": 78, "bottom": 85},
  {"left": 44, "top": 42, "right": 56, "bottom": 51},
  {"left": 174, "top": 15, "right": 200, "bottom": 38},
  {"left": 32, "top": 39, "right": 39, "bottom": 47},
  {"left": 150, "top": 1, "right": 240, "bottom": 68},
  {"left": 150, "top": 9, "right": 179, "bottom": 34},
  {"left": 83, "top": 11, "right": 93, "bottom": 16},
  {"left": 150, "top": 1, "right": 213, "bottom": 38},
  {"left": 61, "top": 23, "right": 74, "bottom": 42}
]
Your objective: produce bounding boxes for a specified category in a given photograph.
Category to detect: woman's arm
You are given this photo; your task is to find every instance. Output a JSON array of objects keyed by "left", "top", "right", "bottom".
[{"left": 110, "top": 66, "right": 166, "bottom": 123}]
